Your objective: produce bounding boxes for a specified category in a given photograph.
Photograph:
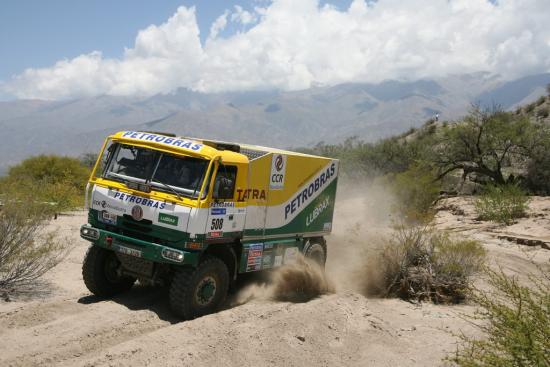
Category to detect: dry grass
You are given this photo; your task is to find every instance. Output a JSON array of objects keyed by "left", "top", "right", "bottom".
[
  {"left": 366, "top": 226, "right": 486, "bottom": 303},
  {"left": 0, "top": 199, "right": 67, "bottom": 297}
]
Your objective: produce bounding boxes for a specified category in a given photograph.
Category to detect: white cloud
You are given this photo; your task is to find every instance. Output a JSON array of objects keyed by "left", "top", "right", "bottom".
[
  {"left": 209, "top": 10, "right": 229, "bottom": 39},
  {"left": 3, "top": 0, "right": 550, "bottom": 99},
  {"left": 231, "top": 5, "right": 258, "bottom": 25}
]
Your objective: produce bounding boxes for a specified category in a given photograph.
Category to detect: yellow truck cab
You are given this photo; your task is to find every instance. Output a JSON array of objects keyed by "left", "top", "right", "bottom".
[{"left": 80, "top": 131, "right": 339, "bottom": 319}]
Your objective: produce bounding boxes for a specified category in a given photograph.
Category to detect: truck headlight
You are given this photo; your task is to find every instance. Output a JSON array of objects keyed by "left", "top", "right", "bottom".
[
  {"left": 80, "top": 225, "right": 99, "bottom": 240},
  {"left": 161, "top": 248, "right": 184, "bottom": 262}
]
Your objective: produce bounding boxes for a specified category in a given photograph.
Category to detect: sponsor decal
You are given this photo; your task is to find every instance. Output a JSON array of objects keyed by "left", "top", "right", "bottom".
[
  {"left": 249, "top": 243, "right": 263, "bottom": 250},
  {"left": 270, "top": 154, "right": 287, "bottom": 190},
  {"left": 236, "top": 188, "right": 266, "bottom": 202},
  {"left": 274, "top": 255, "right": 283, "bottom": 267},
  {"left": 207, "top": 231, "right": 223, "bottom": 238},
  {"left": 98, "top": 210, "right": 117, "bottom": 225},
  {"left": 210, "top": 208, "right": 226, "bottom": 216},
  {"left": 246, "top": 243, "right": 263, "bottom": 271},
  {"left": 262, "top": 253, "right": 272, "bottom": 268},
  {"left": 306, "top": 197, "right": 330, "bottom": 227},
  {"left": 121, "top": 131, "right": 203, "bottom": 152},
  {"left": 93, "top": 199, "right": 126, "bottom": 214},
  {"left": 249, "top": 250, "right": 262, "bottom": 257},
  {"left": 284, "top": 162, "right": 336, "bottom": 220},
  {"left": 211, "top": 201, "right": 235, "bottom": 208},
  {"left": 131, "top": 205, "right": 143, "bottom": 221},
  {"left": 112, "top": 192, "right": 166, "bottom": 209},
  {"left": 158, "top": 213, "right": 179, "bottom": 226},
  {"left": 323, "top": 222, "right": 332, "bottom": 231}
]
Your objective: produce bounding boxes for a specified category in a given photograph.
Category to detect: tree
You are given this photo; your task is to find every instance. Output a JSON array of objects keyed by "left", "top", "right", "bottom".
[{"left": 432, "top": 107, "right": 542, "bottom": 185}]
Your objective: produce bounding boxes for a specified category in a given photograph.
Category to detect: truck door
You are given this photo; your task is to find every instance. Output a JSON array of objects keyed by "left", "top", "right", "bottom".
[{"left": 205, "top": 163, "right": 246, "bottom": 240}]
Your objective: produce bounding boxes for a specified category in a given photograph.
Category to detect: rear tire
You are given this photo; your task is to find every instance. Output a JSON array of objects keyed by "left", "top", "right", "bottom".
[
  {"left": 82, "top": 245, "right": 136, "bottom": 297},
  {"left": 169, "top": 256, "right": 229, "bottom": 320},
  {"left": 304, "top": 239, "right": 327, "bottom": 268}
]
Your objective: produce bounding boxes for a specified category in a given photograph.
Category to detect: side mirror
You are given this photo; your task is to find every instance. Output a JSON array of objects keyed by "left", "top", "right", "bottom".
[{"left": 213, "top": 177, "right": 234, "bottom": 199}]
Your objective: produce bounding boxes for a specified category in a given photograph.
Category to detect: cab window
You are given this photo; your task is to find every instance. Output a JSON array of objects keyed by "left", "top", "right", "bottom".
[{"left": 213, "top": 165, "right": 237, "bottom": 200}]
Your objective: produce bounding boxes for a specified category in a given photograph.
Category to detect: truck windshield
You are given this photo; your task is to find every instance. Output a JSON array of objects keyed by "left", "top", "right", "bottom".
[{"left": 103, "top": 144, "right": 209, "bottom": 199}]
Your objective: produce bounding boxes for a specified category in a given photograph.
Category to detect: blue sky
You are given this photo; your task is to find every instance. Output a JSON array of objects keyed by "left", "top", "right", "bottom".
[
  {"left": 1, "top": 0, "right": 547, "bottom": 100},
  {"left": 0, "top": 0, "right": 351, "bottom": 81}
]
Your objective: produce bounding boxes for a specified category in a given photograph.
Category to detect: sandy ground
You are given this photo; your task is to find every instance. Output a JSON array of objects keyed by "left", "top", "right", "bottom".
[{"left": 1, "top": 194, "right": 549, "bottom": 367}]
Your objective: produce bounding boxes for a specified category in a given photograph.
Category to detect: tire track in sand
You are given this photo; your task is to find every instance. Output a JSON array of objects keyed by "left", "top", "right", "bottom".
[{"left": 0, "top": 287, "right": 176, "bottom": 367}]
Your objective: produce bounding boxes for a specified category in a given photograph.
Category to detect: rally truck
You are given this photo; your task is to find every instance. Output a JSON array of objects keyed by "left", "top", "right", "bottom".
[{"left": 80, "top": 131, "right": 338, "bottom": 319}]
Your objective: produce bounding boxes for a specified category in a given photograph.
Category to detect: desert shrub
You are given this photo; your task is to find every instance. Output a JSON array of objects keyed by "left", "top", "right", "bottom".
[
  {"left": 536, "top": 106, "right": 549, "bottom": 119},
  {"left": 0, "top": 155, "right": 90, "bottom": 214},
  {"left": 450, "top": 267, "right": 550, "bottom": 366},
  {"left": 0, "top": 198, "right": 67, "bottom": 296},
  {"left": 536, "top": 96, "right": 546, "bottom": 106},
  {"left": 525, "top": 153, "right": 550, "bottom": 195},
  {"left": 367, "top": 226, "right": 486, "bottom": 303},
  {"left": 474, "top": 184, "right": 529, "bottom": 225},
  {"left": 385, "top": 165, "right": 442, "bottom": 224},
  {"left": 79, "top": 152, "right": 99, "bottom": 169},
  {"left": 524, "top": 103, "right": 535, "bottom": 114}
]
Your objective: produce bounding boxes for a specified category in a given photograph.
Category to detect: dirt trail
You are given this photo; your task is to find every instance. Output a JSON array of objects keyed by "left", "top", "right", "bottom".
[{"left": 1, "top": 195, "right": 548, "bottom": 367}]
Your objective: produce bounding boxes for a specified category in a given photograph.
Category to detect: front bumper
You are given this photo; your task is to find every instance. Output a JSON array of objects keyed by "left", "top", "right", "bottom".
[{"left": 80, "top": 224, "right": 199, "bottom": 266}]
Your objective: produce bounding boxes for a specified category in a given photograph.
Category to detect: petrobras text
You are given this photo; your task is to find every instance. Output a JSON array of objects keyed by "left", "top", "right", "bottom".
[
  {"left": 113, "top": 191, "right": 166, "bottom": 209},
  {"left": 121, "top": 131, "right": 203, "bottom": 152},
  {"left": 284, "top": 162, "right": 336, "bottom": 220}
]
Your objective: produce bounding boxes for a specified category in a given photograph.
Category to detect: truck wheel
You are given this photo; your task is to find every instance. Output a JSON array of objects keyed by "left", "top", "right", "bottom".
[
  {"left": 169, "top": 256, "right": 229, "bottom": 320},
  {"left": 304, "top": 240, "right": 327, "bottom": 267},
  {"left": 82, "top": 245, "right": 136, "bottom": 297}
]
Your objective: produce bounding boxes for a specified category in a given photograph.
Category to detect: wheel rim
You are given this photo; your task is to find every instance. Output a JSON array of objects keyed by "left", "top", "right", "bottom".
[{"left": 195, "top": 276, "right": 217, "bottom": 306}]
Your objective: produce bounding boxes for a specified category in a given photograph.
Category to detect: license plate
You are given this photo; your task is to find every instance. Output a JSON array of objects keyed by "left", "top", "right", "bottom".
[{"left": 115, "top": 244, "right": 142, "bottom": 258}]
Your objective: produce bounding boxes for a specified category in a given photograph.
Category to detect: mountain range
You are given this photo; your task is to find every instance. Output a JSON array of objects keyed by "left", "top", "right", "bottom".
[{"left": 1, "top": 72, "right": 549, "bottom": 175}]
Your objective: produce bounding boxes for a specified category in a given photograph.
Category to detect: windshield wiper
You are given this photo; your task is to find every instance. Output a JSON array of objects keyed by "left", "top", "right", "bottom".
[{"left": 151, "top": 178, "right": 183, "bottom": 201}]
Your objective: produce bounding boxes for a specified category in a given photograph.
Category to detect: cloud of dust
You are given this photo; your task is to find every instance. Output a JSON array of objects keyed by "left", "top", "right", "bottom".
[
  {"left": 233, "top": 179, "right": 396, "bottom": 305},
  {"left": 233, "top": 256, "right": 334, "bottom": 306},
  {"left": 325, "top": 180, "right": 395, "bottom": 294}
]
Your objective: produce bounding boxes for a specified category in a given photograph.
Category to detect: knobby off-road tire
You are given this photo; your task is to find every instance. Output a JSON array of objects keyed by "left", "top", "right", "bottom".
[
  {"left": 169, "top": 256, "right": 229, "bottom": 320},
  {"left": 82, "top": 245, "right": 136, "bottom": 297},
  {"left": 304, "top": 239, "right": 327, "bottom": 268}
]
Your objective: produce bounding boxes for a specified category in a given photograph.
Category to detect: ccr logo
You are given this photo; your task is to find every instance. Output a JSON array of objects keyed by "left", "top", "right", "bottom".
[
  {"left": 270, "top": 154, "right": 287, "bottom": 190},
  {"left": 275, "top": 155, "right": 284, "bottom": 171}
]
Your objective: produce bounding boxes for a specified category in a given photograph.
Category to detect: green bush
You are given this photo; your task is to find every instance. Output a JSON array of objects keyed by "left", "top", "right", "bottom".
[
  {"left": 474, "top": 185, "right": 529, "bottom": 225},
  {"left": 366, "top": 226, "right": 486, "bottom": 303},
  {"left": 0, "top": 155, "right": 90, "bottom": 214},
  {"left": 450, "top": 267, "right": 550, "bottom": 366},
  {"left": 536, "top": 96, "right": 546, "bottom": 106},
  {"left": 385, "top": 165, "right": 441, "bottom": 224},
  {"left": 526, "top": 153, "right": 550, "bottom": 195},
  {"left": 525, "top": 103, "right": 535, "bottom": 113}
]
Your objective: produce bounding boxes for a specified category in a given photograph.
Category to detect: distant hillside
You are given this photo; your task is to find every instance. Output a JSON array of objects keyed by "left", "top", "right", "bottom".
[{"left": 0, "top": 72, "right": 549, "bottom": 175}]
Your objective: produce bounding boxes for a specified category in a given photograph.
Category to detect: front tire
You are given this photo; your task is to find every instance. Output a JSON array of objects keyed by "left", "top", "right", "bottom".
[
  {"left": 169, "top": 256, "right": 229, "bottom": 320},
  {"left": 82, "top": 245, "right": 136, "bottom": 297}
]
